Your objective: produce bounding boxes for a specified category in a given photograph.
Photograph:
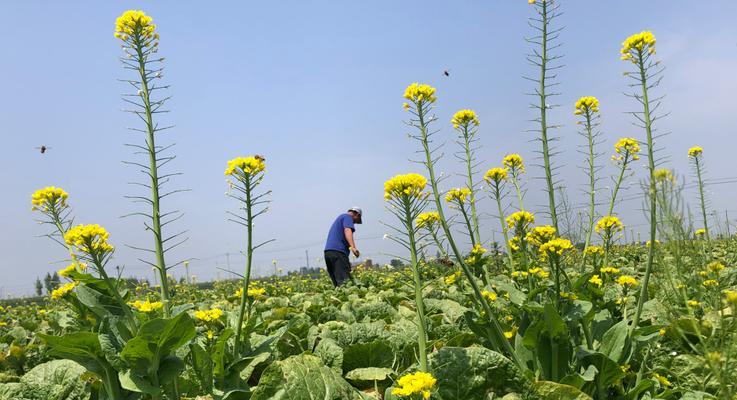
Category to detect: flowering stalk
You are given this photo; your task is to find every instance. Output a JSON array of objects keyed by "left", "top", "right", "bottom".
[
  {"left": 402, "top": 83, "right": 519, "bottom": 367},
  {"left": 484, "top": 168, "right": 515, "bottom": 270},
  {"left": 608, "top": 138, "right": 640, "bottom": 216},
  {"left": 540, "top": 237, "right": 573, "bottom": 312},
  {"left": 504, "top": 154, "right": 526, "bottom": 212},
  {"left": 574, "top": 97, "right": 602, "bottom": 261},
  {"left": 595, "top": 216, "right": 623, "bottom": 267},
  {"left": 384, "top": 173, "right": 430, "bottom": 371},
  {"left": 416, "top": 211, "right": 448, "bottom": 259},
  {"left": 116, "top": 11, "right": 185, "bottom": 317},
  {"left": 688, "top": 146, "right": 710, "bottom": 240},
  {"left": 526, "top": 0, "right": 563, "bottom": 231},
  {"left": 621, "top": 30, "right": 660, "bottom": 335},
  {"left": 452, "top": 109, "right": 482, "bottom": 245},
  {"left": 446, "top": 188, "right": 476, "bottom": 247},
  {"left": 225, "top": 156, "right": 272, "bottom": 354}
]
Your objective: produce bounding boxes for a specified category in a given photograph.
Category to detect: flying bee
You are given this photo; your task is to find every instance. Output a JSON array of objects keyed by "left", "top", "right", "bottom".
[
  {"left": 35, "top": 145, "right": 50, "bottom": 154},
  {"left": 254, "top": 154, "right": 266, "bottom": 161},
  {"left": 443, "top": 69, "right": 451, "bottom": 77}
]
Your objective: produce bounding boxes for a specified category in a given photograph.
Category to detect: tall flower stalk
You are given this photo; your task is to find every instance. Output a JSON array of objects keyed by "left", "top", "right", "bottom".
[
  {"left": 688, "top": 146, "right": 710, "bottom": 240},
  {"left": 384, "top": 173, "right": 430, "bottom": 371},
  {"left": 526, "top": 0, "right": 563, "bottom": 231},
  {"left": 402, "top": 83, "right": 519, "bottom": 366},
  {"left": 621, "top": 30, "right": 661, "bottom": 335},
  {"left": 504, "top": 154, "right": 526, "bottom": 212},
  {"left": 484, "top": 167, "right": 515, "bottom": 270},
  {"left": 116, "top": 10, "right": 186, "bottom": 317},
  {"left": 452, "top": 109, "right": 482, "bottom": 245},
  {"left": 416, "top": 211, "right": 448, "bottom": 259},
  {"left": 225, "top": 156, "right": 272, "bottom": 354},
  {"left": 445, "top": 188, "right": 476, "bottom": 247},
  {"left": 607, "top": 138, "right": 640, "bottom": 216},
  {"left": 574, "top": 96, "right": 603, "bottom": 258}
]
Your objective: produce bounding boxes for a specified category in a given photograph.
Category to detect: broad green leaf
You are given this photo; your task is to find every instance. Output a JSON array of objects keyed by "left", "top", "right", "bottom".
[
  {"left": 38, "top": 333, "right": 107, "bottom": 376},
  {"left": 533, "top": 381, "right": 592, "bottom": 400},
  {"left": 190, "top": 343, "right": 213, "bottom": 393},
  {"left": 342, "top": 340, "right": 394, "bottom": 373},
  {"left": 4, "top": 360, "right": 91, "bottom": 400},
  {"left": 345, "top": 367, "right": 394, "bottom": 382},
  {"left": 250, "top": 354, "right": 363, "bottom": 400},
  {"left": 314, "top": 338, "right": 343, "bottom": 374},
  {"left": 599, "top": 321, "right": 628, "bottom": 364}
]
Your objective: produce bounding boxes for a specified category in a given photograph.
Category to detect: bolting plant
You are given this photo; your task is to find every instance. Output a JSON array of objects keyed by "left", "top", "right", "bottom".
[
  {"left": 117, "top": 9, "right": 188, "bottom": 317},
  {"left": 445, "top": 187, "right": 476, "bottom": 248},
  {"left": 607, "top": 138, "right": 640, "bottom": 216},
  {"left": 688, "top": 146, "right": 711, "bottom": 241},
  {"left": 451, "top": 109, "right": 483, "bottom": 245},
  {"left": 525, "top": 0, "right": 564, "bottom": 231},
  {"left": 401, "top": 83, "right": 520, "bottom": 367},
  {"left": 484, "top": 167, "right": 515, "bottom": 271},
  {"left": 383, "top": 173, "right": 431, "bottom": 371},
  {"left": 415, "top": 211, "right": 448, "bottom": 259}
]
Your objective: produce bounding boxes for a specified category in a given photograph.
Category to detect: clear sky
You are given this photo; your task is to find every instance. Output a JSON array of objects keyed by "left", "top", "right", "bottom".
[{"left": 2, "top": 1, "right": 737, "bottom": 297}]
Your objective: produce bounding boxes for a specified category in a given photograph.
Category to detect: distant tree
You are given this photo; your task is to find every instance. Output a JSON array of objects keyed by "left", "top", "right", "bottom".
[
  {"left": 389, "top": 259, "right": 404, "bottom": 268},
  {"left": 34, "top": 278, "right": 43, "bottom": 296},
  {"left": 43, "top": 272, "right": 53, "bottom": 294},
  {"left": 51, "top": 272, "right": 61, "bottom": 290}
]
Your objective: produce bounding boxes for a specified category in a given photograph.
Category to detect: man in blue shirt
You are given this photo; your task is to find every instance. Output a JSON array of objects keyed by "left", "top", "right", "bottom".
[{"left": 324, "top": 207, "right": 362, "bottom": 286}]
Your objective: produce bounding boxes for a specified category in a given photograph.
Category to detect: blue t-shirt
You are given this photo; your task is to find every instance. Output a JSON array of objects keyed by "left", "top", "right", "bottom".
[{"left": 325, "top": 213, "right": 355, "bottom": 255}]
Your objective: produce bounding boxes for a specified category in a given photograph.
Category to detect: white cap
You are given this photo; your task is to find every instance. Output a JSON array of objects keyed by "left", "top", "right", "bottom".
[{"left": 348, "top": 207, "right": 363, "bottom": 223}]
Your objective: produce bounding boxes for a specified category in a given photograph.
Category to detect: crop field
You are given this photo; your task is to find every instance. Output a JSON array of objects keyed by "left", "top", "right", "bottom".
[{"left": 2, "top": 3, "right": 737, "bottom": 400}]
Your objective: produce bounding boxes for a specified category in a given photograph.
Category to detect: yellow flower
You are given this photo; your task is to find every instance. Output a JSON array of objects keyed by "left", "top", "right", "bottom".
[
  {"left": 654, "top": 168, "right": 674, "bottom": 183},
  {"left": 694, "top": 228, "right": 706, "bottom": 237},
  {"left": 194, "top": 308, "right": 224, "bottom": 322},
  {"left": 384, "top": 173, "right": 427, "bottom": 201},
  {"left": 528, "top": 267, "right": 549, "bottom": 279},
  {"left": 687, "top": 300, "right": 700, "bottom": 307},
  {"left": 620, "top": 31, "right": 656, "bottom": 62},
  {"left": 391, "top": 371, "right": 436, "bottom": 399},
  {"left": 616, "top": 275, "right": 638, "bottom": 287},
  {"left": 504, "top": 327, "right": 518, "bottom": 339},
  {"left": 484, "top": 167, "right": 508, "bottom": 184},
  {"left": 444, "top": 271, "right": 461, "bottom": 285},
  {"left": 574, "top": 96, "right": 600, "bottom": 115},
  {"left": 445, "top": 187, "right": 471, "bottom": 204},
  {"left": 645, "top": 239, "right": 660, "bottom": 247},
  {"left": 502, "top": 154, "right": 525, "bottom": 173},
  {"left": 58, "top": 263, "right": 87, "bottom": 278},
  {"left": 688, "top": 146, "right": 703, "bottom": 158},
  {"left": 416, "top": 211, "right": 441, "bottom": 229},
  {"left": 589, "top": 275, "right": 603, "bottom": 287},
  {"left": 511, "top": 270, "right": 529, "bottom": 279},
  {"left": 539, "top": 237, "right": 573, "bottom": 258},
  {"left": 247, "top": 287, "right": 266, "bottom": 298},
  {"left": 702, "top": 279, "right": 718, "bottom": 287},
  {"left": 114, "top": 10, "right": 157, "bottom": 42},
  {"left": 481, "top": 290, "right": 497, "bottom": 302},
  {"left": 559, "top": 291, "right": 578, "bottom": 301},
  {"left": 600, "top": 266, "right": 620, "bottom": 275},
  {"left": 722, "top": 290, "right": 737, "bottom": 303},
  {"left": 612, "top": 138, "right": 641, "bottom": 162},
  {"left": 50, "top": 282, "right": 78, "bottom": 300},
  {"left": 508, "top": 236, "right": 521, "bottom": 252},
  {"left": 31, "top": 186, "right": 68, "bottom": 212},
  {"left": 595, "top": 216, "right": 624, "bottom": 235},
  {"left": 225, "top": 156, "right": 266, "bottom": 176},
  {"left": 403, "top": 83, "right": 437, "bottom": 104},
  {"left": 583, "top": 246, "right": 605, "bottom": 258},
  {"left": 465, "top": 244, "right": 488, "bottom": 266},
  {"left": 451, "top": 109, "right": 480, "bottom": 129},
  {"left": 506, "top": 211, "right": 535, "bottom": 230},
  {"left": 526, "top": 226, "right": 557, "bottom": 247},
  {"left": 652, "top": 372, "right": 671, "bottom": 387},
  {"left": 64, "top": 224, "right": 114, "bottom": 254},
  {"left": 206, "top": 330, "right": 215, "bottom": 340},
  {"left": 129, "top": 299, "right": 163, "bottom": 312}
]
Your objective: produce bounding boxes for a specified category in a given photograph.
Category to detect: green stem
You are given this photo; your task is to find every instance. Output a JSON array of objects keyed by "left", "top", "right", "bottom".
[
  {"left": 462, "top": 126, "right": 482, "bottom": 245},
  {"left": 695, "top": 158, "right": 710, "bottom": 241},
  {"left": 537, "top": 0, "right": 559, "bottom": 232},
  {"left": 631, "top": 51, "right": 657, "bottom": 337},
  {"left": 415, "top": 101, "right": 520, "bottom": 368},
  {"left": 234, "top": 174, "right": 254, "bottom": 355},
  {"left": 607, "top": 158, "right": 629, "bottom": 216},
  {"left": 493, "top": 184, "right": 516, "bottom": 271},
  {"left": 135, "top": 36, "right": 171, "bottom": 318},
  {"left": 582, "top": 112, "right": 596, "bottom": 254},
  {"left": 458, "top": 202, "right": 477, "bottom": 247},
  {"left": 429, "top": 229, "right": 448, "bottom": 259},
  {"left": 404, "top": 198, "right": 428, "bottom": 372}
]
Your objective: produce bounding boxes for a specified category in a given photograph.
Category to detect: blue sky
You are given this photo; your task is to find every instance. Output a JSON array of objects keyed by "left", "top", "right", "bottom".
[{"left": 2, "top": 1, "right": 737, "bottom": 296}]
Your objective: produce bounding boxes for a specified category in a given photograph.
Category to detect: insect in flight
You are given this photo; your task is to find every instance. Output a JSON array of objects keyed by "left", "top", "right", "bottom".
[
  {"left": 35, "top": 145, "right": 51, "bottom": 154},
  {"left": 254, "top": 154, "right": 266, "bottom": 161},
  {"left": 443, "top": 69, "right": 451, "bottom": 77}
]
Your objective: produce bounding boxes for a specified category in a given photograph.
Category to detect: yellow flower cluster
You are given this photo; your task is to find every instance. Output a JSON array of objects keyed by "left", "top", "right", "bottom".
[
  {"left": 129, "top": 299, "right": 163, "bottom": 312},
  {"left": 225, "top": 156, "right": 266, "bottom": 176},
  {"left": 654, "top": 168, "right": 674, "bottom": 183},
  {"left": 707, "top": 261, "right": 725, "bottom": 272},
  {"left": 484, "top": 167, "right": 508, "bottom": 183},
  {"left": 445, "top": 187, "right": 471, "bottom": 204},
  {"left": 451, "top": 109, "right": 480, "bottom": 129},
  {"left": 526, "top": 225, "right": 557, "bottom": 247},
  {"left": 723, "top": 290, "right": 737, "bottom": 304},
  {"left": 506, "top": 211, "right": 535, "bottom": 230},
  {"left": 235, "top": 287, "right": 267, "bottom": 299},
  {"left": 583, "top": 246, "right": 604, "bottom": 258},
  {"left": 384, "top": 173, "right": 427, "bottom": 201},
  {"left": 58, "top": 263, "right": 87, "bottom": 278},
  {"left": 194, "top": 308, "right": 224, "bottom": 322},
  {"left": 403, "top": 83, "right": 437, "bottom": 104},
  {"left": 444, "top": 271, "right": 461, "bottom": 285},
  {"left": 508, "top": 236, "right": 521, "bottom": 252},
  {"left": 560, "top": 291, "right": 578, "bottom": 301},
  {"left": 703, "top": 279, "right": 718, "bottom": 287},
  {"left": 695, "top": 228, "right": 706, "bottom": 237},
  {"left": 620, "top": 31, "right": 656, "bottom": 62},
  {"left": 391, "top": 371, "right": 437, "bottom": 399},
  {"left": 688, "top": 146, "right": 703, "bottom": 158},
  {"left": 612, "top": 138, "right": 641, "bottom": 162},
  {"left": 687, "top": 300, "right": 700, "bottom": 307},
  {"left": 653, "top": 373, "right": 671, "bottom": 387},
  {"left": 539, "top": 237, "right": 573, "bottom": 258},
  {"left": 502, "top": 154, "right": 525, "bottom": 173},
  {"left": 481, "top": 290, "right": 498, "bottom": 302},
  {"left": 114, "top": 10, "right": 158, "bottom": 42},
  {"left": 416, "top": 211, "right": 441, "bottom": 229},
  {"left": 616, "top": 275, "right": 638, "bottom": 287},
  {"left": 574, "top": 96, "right": 600, "bottom": 115},
  {"left": 465, "top": 244, "right": 488, "bottom": 266},
  {"left": 589, "top": 275, "right": 603, "bottom": 287},
  {"left": 528, "top": 267, "right": 549, "bottom": 279},
  {"left": 601, "top": 266, "right": 620, "bottom": 274},
  {"left": 31, "top": 186, "right": 68, "bottom": 211},
  {"left": 64, "top": 224, "right": 114, "bottom": 254},
  {"left": 595, "top": 216, "right": 624, "bottom": 234},
  {"left": 51, "top": 282, "right": 78, "bottom": 300}
]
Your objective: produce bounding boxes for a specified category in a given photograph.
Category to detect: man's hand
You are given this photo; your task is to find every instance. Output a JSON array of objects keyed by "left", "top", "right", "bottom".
[{"left": 351, "top": 247, "right": 360, "bottom": 258}]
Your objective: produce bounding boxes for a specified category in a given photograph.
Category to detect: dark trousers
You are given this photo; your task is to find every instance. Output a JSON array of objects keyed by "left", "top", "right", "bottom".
[{"left": 324, "top": 250, "right": 352, "bottom": 287}]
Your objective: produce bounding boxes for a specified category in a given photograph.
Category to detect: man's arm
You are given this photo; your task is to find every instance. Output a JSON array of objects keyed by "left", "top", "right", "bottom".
[{"left": 344, "top": 228, "right": 360, "bottom": 257}]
